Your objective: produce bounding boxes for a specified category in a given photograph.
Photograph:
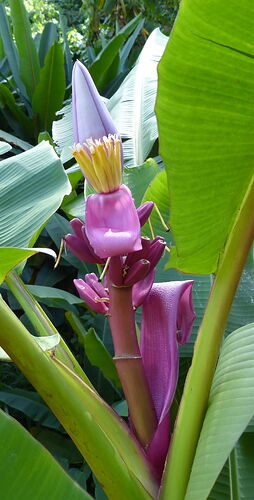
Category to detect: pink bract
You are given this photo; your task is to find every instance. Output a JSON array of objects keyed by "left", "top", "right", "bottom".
[{"left": 85, "top": 184, "right": 142, "bottom": 258}]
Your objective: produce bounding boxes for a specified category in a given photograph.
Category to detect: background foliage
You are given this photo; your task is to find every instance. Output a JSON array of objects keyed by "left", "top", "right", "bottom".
[{"left": 1, "top": 1, "right": 253, "bottom": 499}]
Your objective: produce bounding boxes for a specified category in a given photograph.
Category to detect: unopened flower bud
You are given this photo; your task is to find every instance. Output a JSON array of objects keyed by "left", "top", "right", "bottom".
[
  {"left": 74, "top": 278, "right": 109, "bottom": 315},
  {"left": 124, "top": 259, "right": 151, "bottom": 286},
  {"left": 125, "top": 237, "right": 151, "bottom": 267},
  {"left": 137, "top": 202, "right": 154, "bottom": 227}
]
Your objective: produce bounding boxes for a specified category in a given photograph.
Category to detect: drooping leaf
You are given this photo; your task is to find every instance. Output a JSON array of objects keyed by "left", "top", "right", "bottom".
[
  {"left": 185, "top": 323, "right": 254, "bottom": 499},
  {"left": 0, "top": 247, "right": 56, "bottom": 284},
  {"left": 108, "top": 28, "right": 168, "bottom": 166},
  {"left": 0, "top": 140, "right": 11, "bottom": 154},
  {"left": 26, "top": 284, "right": 85, "bottom": 313},
  {"left": 0, "top": 141, "right": 71, "bottom": 248},
  {"left": 0, "top": 129, "right": 32, "bottom": 151},
  {"left": 0, "top": 410, "right": 92, "bottom": 499},
  {"left": 32, "top": 42, "right": 66, "bottom": 132},
  {"left": 156, "top": 0, "right": 254, "bottom": 274},
  {"left": 8, "top": 0, "right": 40, "bottom": 98}
]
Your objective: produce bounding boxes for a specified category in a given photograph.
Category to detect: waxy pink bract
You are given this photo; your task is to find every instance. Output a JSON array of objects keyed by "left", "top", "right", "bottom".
[{"left": 85, "top": 184, "right": 142, "bottom": 258}]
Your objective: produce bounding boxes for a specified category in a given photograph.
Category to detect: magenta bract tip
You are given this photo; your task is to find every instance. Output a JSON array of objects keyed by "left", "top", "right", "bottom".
[{"left": 137, "top": 201, "right": 154, "bottom": 227}]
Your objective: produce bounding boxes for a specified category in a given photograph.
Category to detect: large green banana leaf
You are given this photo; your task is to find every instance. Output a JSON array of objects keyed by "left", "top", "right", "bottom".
[
  {"left": 0, "top": 141, "right": 71, "bottom": 280},
  {"left": 0, "top": 409, "right": 92, "bottom": 499},
  {"left": 156, "top": 0, "right": 254, "bottom": 274},
  {"left": 185, "top": 323, "right": 254, "bottom": 499}
]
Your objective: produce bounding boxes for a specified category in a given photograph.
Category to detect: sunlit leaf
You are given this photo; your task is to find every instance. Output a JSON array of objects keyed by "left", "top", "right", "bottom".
[
  {"left": 0, "top": 410, "right": 92, "bottom": 499},
  {"left": 0, "top": 141, "right": 71, "bottom": 248},
  {"left": 156, "top": 0, "right": 254, "bottom": 273},
  {"left": 185, "top": 323, "right": 254, "bottom": 499}
]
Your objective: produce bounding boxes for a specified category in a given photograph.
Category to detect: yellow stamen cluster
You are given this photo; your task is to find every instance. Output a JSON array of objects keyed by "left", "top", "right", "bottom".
[{"left": 72, "top": 134, "right": 122, "bottom": 193}]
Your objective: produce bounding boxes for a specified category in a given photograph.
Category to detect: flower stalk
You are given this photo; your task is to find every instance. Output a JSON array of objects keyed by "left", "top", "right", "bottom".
[{"left": 108, "top": 281, "right": 157, "bottom": 447}]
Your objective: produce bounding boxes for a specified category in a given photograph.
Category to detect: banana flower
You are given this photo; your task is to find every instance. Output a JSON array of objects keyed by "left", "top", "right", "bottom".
[
  {"left": 67, "top": 61, "right": 196, "bottom": 480},
  {"left": 72, "top": 60, "right": 141, "bottom": 258}
]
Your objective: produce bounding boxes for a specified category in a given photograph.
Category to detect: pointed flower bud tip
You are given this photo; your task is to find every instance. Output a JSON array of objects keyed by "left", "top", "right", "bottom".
[
  {"left": 137, "top": 201, "right": 154, "bottom": 226},
  {"left": 72, "top": 60, "right": 118, "bottom": 144},
  {"left": 72, "top": 61, "right": 122, "bottom": 192}
]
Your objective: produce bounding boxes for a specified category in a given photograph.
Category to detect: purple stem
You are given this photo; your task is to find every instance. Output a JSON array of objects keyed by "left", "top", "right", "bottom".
[{"left": 107, "top": 281, "right": 157, "bottom": 448}]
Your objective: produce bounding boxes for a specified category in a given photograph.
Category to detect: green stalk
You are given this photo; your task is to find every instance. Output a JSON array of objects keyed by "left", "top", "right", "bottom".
[
  {"left": 160, "top": 176, "right": 254, "bottom": 499},
  {"left": 0, "top": 296, "right": 157, "bottom": 500},
  {"left": 229, "top": 450, "right": 240, "bottom": 500},
  {"left": 5, "top": 270, "right": 92, "bottom": 385}
]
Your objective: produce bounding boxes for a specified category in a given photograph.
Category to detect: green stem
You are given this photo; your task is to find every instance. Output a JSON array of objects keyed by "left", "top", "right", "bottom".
[
  {"left": 0, "top": 296, "right": 157, "bottom": 500},
  {"left": 5, "top": 270, "right": 92, "bottom": 386},
  {"left": 160, "top": 176, "right": 254, "bottom": 499},
  {"left": 229, "top": 450, "right": 240, "bottom": 500}
]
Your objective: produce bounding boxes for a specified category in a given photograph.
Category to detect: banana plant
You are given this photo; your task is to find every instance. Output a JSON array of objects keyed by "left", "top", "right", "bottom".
[{"left": 0, "top": 1, "right": 254, "bottom": 499}]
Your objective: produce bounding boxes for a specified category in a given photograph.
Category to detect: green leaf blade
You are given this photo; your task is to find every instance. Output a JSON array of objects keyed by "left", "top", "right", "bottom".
[
  {"left": 8, "top": 0, "right": 40, "bottom": 98},
  {"left": 0, "top": 141, "right": 71, "bottom": 248},
  {"left": 89, "top": 34, "right": 126, "bottom": 91},
  {"left": 32, "top": 42, "right": 66, "bottom": 132},
  {"left": 38, "top": 22, "right": 58, "bottom": 67},
  {"left": 0, "top": 410, "right": 92, "bottom": 499},
  {"left": 0, "top": 4, "right": 28, "bottom": 100},
  {"left": 0, "top": 332, "right": 60, "bottom": 361},
  {"left": 185, "top": 323, "right": 254, "bottom": 500},
  {"left": 0, "top": 247, "right": 56, "bottom": 284},
  {"left": 84, "top": 328, "right": 121, "bottom": 388},
  {"left": 108, "top": 28, "right": 168, "bottom": 166},
  {"left": 229, "top": 433, "right": 254, "bottom": 500},
  {"left": 156, "top": 0, "right": 254, "bottom": 274}
]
